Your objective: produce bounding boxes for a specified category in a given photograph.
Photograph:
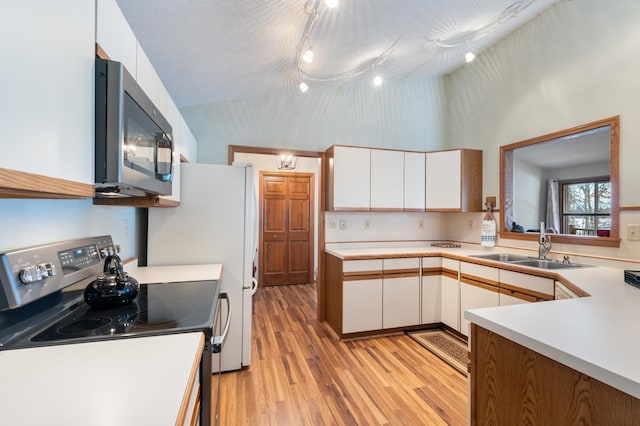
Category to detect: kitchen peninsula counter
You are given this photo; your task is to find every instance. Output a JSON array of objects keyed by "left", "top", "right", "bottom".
[
  {"left": 325, "top": 244, "right": 640, "bottom": 399},
  {"left": 0, "top": 332, "right": 204, "bottom": 425}
]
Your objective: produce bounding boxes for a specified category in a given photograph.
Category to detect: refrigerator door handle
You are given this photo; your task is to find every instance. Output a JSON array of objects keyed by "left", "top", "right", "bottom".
[
  {"left": 243, "top": 277, "right": 258, "bottom": 296},
  {"left": 212, "top": 292, "right": 231, "bottom": 354},
  {"left": 250, "top": 277, "right": 258, "bottom": 295}
]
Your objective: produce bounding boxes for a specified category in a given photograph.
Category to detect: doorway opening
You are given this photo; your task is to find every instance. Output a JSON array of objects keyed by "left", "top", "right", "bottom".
[
  {"left": 260, "top": 172, "right": 314, "bottom": 286},
  {"left": 228, "top": 146, "right": 325, "bottom": 318}
]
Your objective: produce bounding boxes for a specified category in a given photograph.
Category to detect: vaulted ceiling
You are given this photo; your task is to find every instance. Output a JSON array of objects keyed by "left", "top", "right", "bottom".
[{"left": 116, "top": 0, "right": 559, "bottom": 108}]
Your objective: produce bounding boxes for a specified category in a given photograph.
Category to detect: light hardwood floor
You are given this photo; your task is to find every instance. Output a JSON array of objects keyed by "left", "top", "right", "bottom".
[{"left": 219, "top": 283, "right": 468, "bottom": 425}]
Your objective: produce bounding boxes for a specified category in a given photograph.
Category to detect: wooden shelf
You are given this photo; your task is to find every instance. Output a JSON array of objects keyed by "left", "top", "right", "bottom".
[
  {"left": 0, "top": 168, "right": 94, "bottom": 199},
  {"left": 93, "top": 195, "right": 179, "bottom": 208}
]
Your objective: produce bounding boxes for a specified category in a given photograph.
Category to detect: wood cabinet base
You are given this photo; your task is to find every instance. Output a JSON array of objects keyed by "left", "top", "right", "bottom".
[{"left": 470, "top": 324, "right": 640, "bottom": 425}]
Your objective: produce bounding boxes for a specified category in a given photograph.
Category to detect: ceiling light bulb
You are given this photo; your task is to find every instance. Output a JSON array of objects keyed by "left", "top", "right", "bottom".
[
  {"left": 465, "top": 51, "right": 476, "bottom": 63},
  {"left": 325, "top": 0, "right": 338, "bottom": 8},
  {"left": 299, "top": 82, "right": 309, "bottom": 93},
  {"left": 302, "top": 48, "right": 314, "bottom": 64},
  {"left": 373, "top": 75, "right": 382, "bottom": 86}
]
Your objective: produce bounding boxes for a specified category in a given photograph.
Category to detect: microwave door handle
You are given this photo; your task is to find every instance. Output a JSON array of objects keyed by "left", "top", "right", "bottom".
[
  {"left": 154, "top": 134, "right": 174, "bottom": 178},
  {"left": 212, "top": 292, "right": 231, "bottom": 354}
]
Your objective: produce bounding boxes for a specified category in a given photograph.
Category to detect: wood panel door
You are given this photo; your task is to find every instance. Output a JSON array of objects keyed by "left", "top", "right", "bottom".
[{"left": 260, "top": 172, "right": 314, "bottom": 286}]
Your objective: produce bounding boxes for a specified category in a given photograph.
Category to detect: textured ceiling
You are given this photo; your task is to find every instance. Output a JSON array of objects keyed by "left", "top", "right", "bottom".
[{"left": 116, "top": 0, "right": 558, "bottom": 108}]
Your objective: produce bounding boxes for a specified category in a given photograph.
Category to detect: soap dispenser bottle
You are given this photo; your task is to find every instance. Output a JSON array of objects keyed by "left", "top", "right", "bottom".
[{"left": 481, "top": 202, "right": 497, "bottom": 247}]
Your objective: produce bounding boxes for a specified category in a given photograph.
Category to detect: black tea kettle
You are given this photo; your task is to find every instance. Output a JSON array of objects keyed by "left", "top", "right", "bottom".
[{"left": 84, "top": 254, "right": 139, "bottom": 308}]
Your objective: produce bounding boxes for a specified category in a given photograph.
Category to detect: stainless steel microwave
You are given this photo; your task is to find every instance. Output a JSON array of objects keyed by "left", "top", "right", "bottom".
[{"left": 95, "top": 58, "right": 173, "bottom": 197}]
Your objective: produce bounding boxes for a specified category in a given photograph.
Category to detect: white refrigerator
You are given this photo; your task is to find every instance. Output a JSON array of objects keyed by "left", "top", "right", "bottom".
[{"left": 147, "top": 163, "right": 257, "bottom": 372}]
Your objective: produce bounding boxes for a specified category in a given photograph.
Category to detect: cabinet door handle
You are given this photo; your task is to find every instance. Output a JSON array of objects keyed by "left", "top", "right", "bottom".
[{"left": 273, "top": 234, "right": 277, "bottom": 239}]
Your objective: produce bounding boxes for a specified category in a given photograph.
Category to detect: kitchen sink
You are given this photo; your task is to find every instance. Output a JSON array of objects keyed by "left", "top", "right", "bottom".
[
  {"left": 470, "top": 253, "right": 530, "bottom": 262},
  {"left": 470, "top": 253, "right": 585, "bottom": 269},
  {"left": 509, "top": 259, "right": 583, "bottom": 269}
]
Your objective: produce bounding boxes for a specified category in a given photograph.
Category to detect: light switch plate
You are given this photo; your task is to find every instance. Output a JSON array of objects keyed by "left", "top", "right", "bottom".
[{"left": 628, "top": 224, "right": 640, "bottom": 241}]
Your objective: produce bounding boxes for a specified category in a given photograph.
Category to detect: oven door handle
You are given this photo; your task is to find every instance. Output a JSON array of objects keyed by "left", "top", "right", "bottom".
[{"left": 212, "top": 292, "right": 231, "bottom": 354}]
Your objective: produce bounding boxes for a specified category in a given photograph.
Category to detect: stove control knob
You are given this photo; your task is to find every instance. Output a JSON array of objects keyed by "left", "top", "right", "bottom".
[
  {"left": 37, "top": 264, "right": 49, "bottom": 278},
  {"left": 19, "top": 266, "right": 42, "bottom": 284},
  {"left": 42, "top": 262, "right": 57, "bottom": 277},
  {"left": 47, "top": 263, "right": 57, "bottom": 277}
]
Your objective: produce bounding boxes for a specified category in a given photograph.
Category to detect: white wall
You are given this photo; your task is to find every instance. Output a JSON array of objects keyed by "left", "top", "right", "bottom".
[
  {"left": 445, "top": 0, "right": 640, "bottom": 261},
  {"left": 0, "top": 199, "right": 137, "bottom": 259},
  {"left": 183, "top": 75, "right": 447, "bottom": 165},
  {"left": 325, "top": 211, "right": 446, "bottom": 243}
]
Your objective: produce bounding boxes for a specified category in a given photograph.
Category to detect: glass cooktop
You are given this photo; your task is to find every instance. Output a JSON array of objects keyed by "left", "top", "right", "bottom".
[{"left": 2, "top": 280, "right": 219, "bottom": 349}]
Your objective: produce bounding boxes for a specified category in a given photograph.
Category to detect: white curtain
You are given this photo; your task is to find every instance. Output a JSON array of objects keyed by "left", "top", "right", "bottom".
[{"left": 546, "top": 179, "right": 560, "bottom": 233}]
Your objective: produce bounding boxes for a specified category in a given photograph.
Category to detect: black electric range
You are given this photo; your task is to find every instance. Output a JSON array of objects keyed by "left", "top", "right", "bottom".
[
  {"left": 0, "top": 236, "right": 221, "bottom": 426},
  {"left": 0, "top": 280, "right": 218, "bottom": 348}
]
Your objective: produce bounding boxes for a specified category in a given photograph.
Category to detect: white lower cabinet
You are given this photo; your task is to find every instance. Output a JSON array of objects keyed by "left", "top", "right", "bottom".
[
  {"left": 555, "top": 281, "right": 579, "bottom": 299},
  {"left": 422, "top": 257, "right": 442, "bottom": 324},
  {"left": 382, "top": 257, "right": 420, "bottom": 329},
  {"left": 441, "top": 259, "right": 460, "bottom": 332},
  {"left": 343, "top": 278, "right": 383, "bottom": 333},
  {"left": 460, "top": 282, "right": 499, "bottom": 337},
  {"left": 499, "top": 291, "right": 531, "bottom": 306},
  {"left": 500, "top": 270, "right": 554, "bottom": 299},
  {"left": 383, "top": 276, "right": 420, "bottom": 329}
]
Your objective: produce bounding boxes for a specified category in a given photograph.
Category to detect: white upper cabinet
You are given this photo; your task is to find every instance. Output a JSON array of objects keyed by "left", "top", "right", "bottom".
[
  {"left": 329, "top": 146, "right": 371, "bottom": 210},
  {"left": 0, "top": 1, "right": 95, "bottom": 185},
  {"left": 326, "top": 145, "right": 481, "bottom": 212},
  {"left": 180, "top": 117, "right": 199, "bottom": 163},
  {"left": 426, "top": 150, "right": 461, "bottom": 210},
  {"left": 404, "top": 151, "right": 426, "bottom": 210},
  {"left": 370, "top": 149, "right": 404, "bottom": 210},
  {"left": 425, "top": 149, "right": 483, "bottom": 212},
  {"left": 136, "top": 44, "right": 171, "bottom": 121},
  {"left": 96, "top": 0, "right": 137, "bottom": 75}
]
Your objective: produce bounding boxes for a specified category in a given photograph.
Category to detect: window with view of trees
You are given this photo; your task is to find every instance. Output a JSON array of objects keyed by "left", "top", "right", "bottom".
[{"left": 560, "top": 176, "right": 611, "bottom": 236}]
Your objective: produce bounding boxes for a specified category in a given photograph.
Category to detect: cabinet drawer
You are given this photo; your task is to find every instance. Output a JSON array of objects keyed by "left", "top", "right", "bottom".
[
  {"left": 383, "top": 257, "right": 420, "bottom": 271},
  {"left": 422, "top": 257, "right": 442, "bottom": 269},
  {"left": 461, "top": 262, "right": 499, "bottom": 284},
  {"left": 500, "top": 270, "right": 554, "bottom": 297},
  {"left": 442, "top": 258, "right": 459, "bottom": 271},
  {"left": 343, "top": 259, "right": 383, "bottom": 274},
  {"left": 442, "top": 258, "right": 459, "bottom": 276}
]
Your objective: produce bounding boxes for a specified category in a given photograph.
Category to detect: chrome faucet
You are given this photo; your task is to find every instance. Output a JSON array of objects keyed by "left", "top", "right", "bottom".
[{"left": 538, "top": 221, "right": 552, "bottom": 259}]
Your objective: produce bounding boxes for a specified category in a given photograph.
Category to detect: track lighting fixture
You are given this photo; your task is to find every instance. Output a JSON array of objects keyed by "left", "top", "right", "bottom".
[
  {"left": 302, "top": 47, "right": 314, "bottom": 63},
  {"left": 324, "top": 0, "right": 338, "bottom": 8},
  {"left": 465, "top": 51, "right": 476, "bottom": 63},
  {"left": 299, "top": 82, "right": 309, "bottom": 93}
]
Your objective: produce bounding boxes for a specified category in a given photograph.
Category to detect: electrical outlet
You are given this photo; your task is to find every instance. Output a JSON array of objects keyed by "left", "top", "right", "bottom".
[
  {"left": 328, "top": 219, "right": 337, "bottom": 228},
  {"left": 468, "top": 220, "right": 474, "bottom": 230},
  {"left": 364, "top": 219, "right": 370, "bottom": 229},
  {"left": 418, "top": 219, "right": 424, "bottom": 230},
  {"left": 339, "top": 219, "right": 347, "bottom": 230},
  {"left": 121, "top": 219, "right": 128, "bottom": 236},
  {"left": 628, "top": 224, "right": 640, "bottom": 241}
]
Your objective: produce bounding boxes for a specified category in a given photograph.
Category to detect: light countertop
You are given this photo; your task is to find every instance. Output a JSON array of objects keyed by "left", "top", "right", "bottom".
[
  {"left": 0, "top": 332, "right": 204, "bottom": 425},
  {"left": 125, "top": 263, "right": 223, "bottom": 283},
  {"left": 326, "top": 244, "right": 640, "bottom": 398}
]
